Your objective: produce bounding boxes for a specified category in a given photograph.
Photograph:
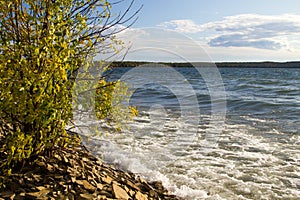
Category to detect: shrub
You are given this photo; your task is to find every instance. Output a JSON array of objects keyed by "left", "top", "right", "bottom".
[{"left": 0, "top": 0, "right": 139, "bottom": 186}]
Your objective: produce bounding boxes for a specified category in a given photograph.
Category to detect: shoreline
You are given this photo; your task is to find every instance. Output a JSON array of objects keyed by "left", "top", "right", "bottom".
[
  {"left": 0, "top": 144, "right": 181, "bottom": 200},
  {"left": 107, "top": 61, "right": 300, "bottom": 68}
]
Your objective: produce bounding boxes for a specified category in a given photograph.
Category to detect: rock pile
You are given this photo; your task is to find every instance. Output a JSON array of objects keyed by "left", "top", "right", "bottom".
[{"left": 0, "top": 145, "right": 181, "bottom": 200}]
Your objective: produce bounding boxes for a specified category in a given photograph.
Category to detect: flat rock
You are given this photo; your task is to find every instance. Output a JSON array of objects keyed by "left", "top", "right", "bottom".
[
  {"left": 135, "top": 191, "right": 148, "bottom": 200},
  {"left": 102, "top": 175, "right": 113, "bottom": 184},
  {"left": 126, "top": 180, "right": 140, "bottom": 191},
  {"left": 112, "top": 182, "right": 129, "bottom": 200},
  {"left": 97, "top": 183, "right": 104, "bottom": 190},
  {"left": 76, "top": 180, "right": 84, "bottom": 185},
  {"left": 82, "top": 180, "right": 95, "bottom": 192},
  {"left": 35, "top": 186, "right": 46, "bottom": 191},
  {"left": 25, "top": 189, "right": 50, "bottom": 198},
  {"left": 78, "top": 193, "right": 94, "bottom": 200}
]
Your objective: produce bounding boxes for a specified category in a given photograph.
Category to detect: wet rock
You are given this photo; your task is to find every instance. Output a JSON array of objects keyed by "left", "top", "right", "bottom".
[
  {"left": 136, "top": 182, "right": 153, "bottom": 193},
  {"left": 149, "top": 189, "right": 158, "bottom": 198},
  {"left": 152, "top": 181, "right": 164, "bottom": 191}
]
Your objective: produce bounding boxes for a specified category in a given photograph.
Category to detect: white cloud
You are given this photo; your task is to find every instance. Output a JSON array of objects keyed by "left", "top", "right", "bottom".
[
  {"left": 159, "top": 19, "right": 201, "bottom": 33},
  {"left": 97, "top": 20, "right": 300, "bottom": 62},
  {"left": 110, "top": 28, "right": 214, "bottom": 62},
  {"left": 160, "top": 14, "right": 300, "bottom": 50},
  {"left": 116, "top": 25, "right": 149, "bottom": 39}
]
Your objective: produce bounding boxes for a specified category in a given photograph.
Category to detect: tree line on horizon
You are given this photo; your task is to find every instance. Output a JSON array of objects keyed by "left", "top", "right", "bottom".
[{"left": 108, "top": 61, "right": 300, "bottom": 68}]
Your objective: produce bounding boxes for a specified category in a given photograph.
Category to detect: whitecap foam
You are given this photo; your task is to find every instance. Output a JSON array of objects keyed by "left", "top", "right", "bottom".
[{"left": 73, "top": 108, "right": 300, "bottom": 200}]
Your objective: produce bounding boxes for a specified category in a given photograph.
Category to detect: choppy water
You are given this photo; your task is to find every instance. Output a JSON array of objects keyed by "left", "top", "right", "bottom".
[{"left": 90, "top": 66, "right": 300, "bottom": 199}]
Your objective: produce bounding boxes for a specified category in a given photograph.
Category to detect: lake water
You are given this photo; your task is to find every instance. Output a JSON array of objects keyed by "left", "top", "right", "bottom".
[{"left": 86, "top": 66, "right": 300, "bottom": 199}]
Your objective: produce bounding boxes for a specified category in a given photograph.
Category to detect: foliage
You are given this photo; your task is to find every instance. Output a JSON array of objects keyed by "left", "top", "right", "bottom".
[
  {"left": 0, "top": 0, "right": 140, "bottom": 185},
  {"left": 95, "top": 78, "right": 138, "bottom": 131}
]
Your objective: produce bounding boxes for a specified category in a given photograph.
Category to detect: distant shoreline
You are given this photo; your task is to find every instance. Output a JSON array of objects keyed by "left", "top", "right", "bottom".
[{"left": 108, "top": 61, "right": 300, "bottom": 68}]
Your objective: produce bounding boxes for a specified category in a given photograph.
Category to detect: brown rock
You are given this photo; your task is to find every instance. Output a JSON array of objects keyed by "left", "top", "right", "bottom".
[
  {"left": 82, "top": 180, "right": 95, "bottom": 192},
  {"left": 112, "top": 182, "right": 130, "bottom": 200},
  {"left": 78, "top": 193, "right": 94, "bottom": 200},
  {"left": 129, "top": 190, "right": 135, "bottom": 197},
  {"left": 126, "top": 180, "right": 141, "bottom": 191},
  {"left": 32, "top": 174, "right": 41, "bottom": 182},
  {"left": 0, "top": 191, "right": 14, "bottom": 198},
  {"left": 91, "top": 166, "right": 97, "bottom": 174},
  {"left": 46, "top": 164, "right": 53, "bottom": 171},
  {"left": 35, "top": 186, "right": 46, "bottom": 191},
  {"left": 79, "top": 160, "right": 85, "bottom": 168},
  {"left": 54, "top": 175, "right": 63, "bottom": 179},
  {"left": 69, "top": 158, "right": 77, "bottom": 166},
  {"left": 135, "top": 191, "right": 148, "bottom": 200},
  {"left": 96, "top": 160, "right": 102, "bottom": 165},
  {"left": 97, "top": 183, "right": 104, "bottom": 190},
  {"left": 152, "top": 181, "right": 164, "bottom": 191},
  {"left": 25, "top": 189, "right": 50, "bottom": 198},
  {"left": 0, "top": 145, "right": 180, "bottom": 200},
  {"left": 102, "top": 175, "right": 113, "bottom": 184},
  {"left": 59, "top": 181, "right": 66, "bottom": 187},
  {"left": 63, "top": 155, "right": 69, "bottom": 163},
  {"left": 149, "top": 190, "right": 157, "bottom": 198},
  {"left": 35, "top": 161, "right": 46, "bottom": 167},
  {"left": 54, "top": 154, "right": 62, "bottom": 161},
  {"left": 97, "top": 195, "right": 107, "bottom": 200},
  {"left": 67, "top": 193, "right": 75, "bottom": 200},
  {"left": 71, "top": 176, "right": 76, "bottom": 183},
  {"left": 93, "top": 171, "right": 101, "bottom": 181},
  {"left": 99, "top": 190, "right": 110, "bottom": 196},
  {"left": 139, "top": 177, "right": 148, "bottom": 184},
  {"left": 124, "top": 186, "right": 129, "bottom": 192},
  {"left": 76, "top": 180, "right": 84, "bottom": 185},
  {"left": 19, "top": 193, "right": 26, "bottom": 197},
  {"left": 136, "top": 182, "right": 153, "bottom": 193},
  {"left": 14, "top": 194, "right": 25, "bottom": 200}
]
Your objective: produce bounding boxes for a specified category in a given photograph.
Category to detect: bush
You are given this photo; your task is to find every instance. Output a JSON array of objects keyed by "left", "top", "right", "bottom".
[{"left": 0, "top": 0, "right": 139, "bottom": 186}]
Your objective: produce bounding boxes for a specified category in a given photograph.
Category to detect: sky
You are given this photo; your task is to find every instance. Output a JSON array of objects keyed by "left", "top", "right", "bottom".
[{"left": 105, "top": 0, "right": 300, "bottom": 62}]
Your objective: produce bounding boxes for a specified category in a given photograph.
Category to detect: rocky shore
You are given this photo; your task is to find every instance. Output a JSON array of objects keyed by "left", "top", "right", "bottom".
[{"left": 0, "top": 144, "right": 181, "bottom": 200}]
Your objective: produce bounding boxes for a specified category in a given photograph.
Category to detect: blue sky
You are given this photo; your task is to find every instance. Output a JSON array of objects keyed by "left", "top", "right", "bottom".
[{"left": 109, "top": 0, "right": 300, "bottom": 62}]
